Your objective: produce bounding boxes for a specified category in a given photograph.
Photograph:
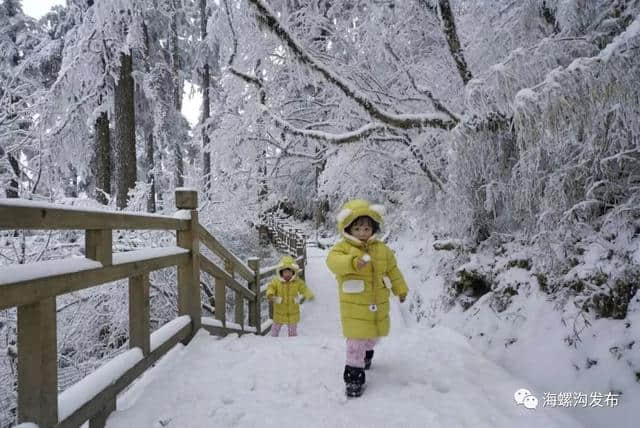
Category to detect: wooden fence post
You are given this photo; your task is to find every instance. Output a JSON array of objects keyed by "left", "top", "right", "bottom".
[
  {"left": 226, "top": 260, "right": 244, "bottom": 330},
  {"left": 247, "top": 257, "right": 261, "bottom": 335},
  {"left": 296, "top": 240, "right": 305, "bottom": 280},
  {"left": 17, "top": 297, "right": 58, "bottom": 426},
  {"left": 214, "top": 273, "right": 226, "bottom": 328},
  {"left": 176, "top": 189, "right": 201, "bottom": 336},
  {"left": 129, "top": 273, "right": 150, "bottom": 355}
]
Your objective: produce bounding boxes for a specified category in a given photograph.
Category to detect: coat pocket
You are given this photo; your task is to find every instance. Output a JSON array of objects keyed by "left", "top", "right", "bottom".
[{"left": 342, "top": 279, "right": 365, "bottom": 294}]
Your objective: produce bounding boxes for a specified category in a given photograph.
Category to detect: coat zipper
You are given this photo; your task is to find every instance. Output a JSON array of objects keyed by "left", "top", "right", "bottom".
[{"left": 365, "top": 241, "right": 379, "bottom": 336}]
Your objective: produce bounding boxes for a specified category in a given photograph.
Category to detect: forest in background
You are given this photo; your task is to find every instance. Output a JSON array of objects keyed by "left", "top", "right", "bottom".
[{"left": 1, "top": 0, "right": 639, "bottom": 425}]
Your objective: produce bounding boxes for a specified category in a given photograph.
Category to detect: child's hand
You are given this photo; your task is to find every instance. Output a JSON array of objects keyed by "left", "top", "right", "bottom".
[{"left": 356, "top": 254, "right": 370, "bottom": 270}]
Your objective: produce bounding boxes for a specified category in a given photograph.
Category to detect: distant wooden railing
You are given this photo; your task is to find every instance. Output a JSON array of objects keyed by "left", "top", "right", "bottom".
[
  {"left": 261, "top": 212, "right": 308, "bottom": 279},
  {"left": 0, "top": 189, "right": 306, "bottom": 428}
]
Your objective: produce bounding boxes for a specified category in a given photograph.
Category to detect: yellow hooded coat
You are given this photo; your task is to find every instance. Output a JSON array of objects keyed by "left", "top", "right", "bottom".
[
  {"left": 326, "top": 200, "right": 408, "bottom": 339},
  {"left": 266, "top": 256, "right": 314, "bottom": 325}
]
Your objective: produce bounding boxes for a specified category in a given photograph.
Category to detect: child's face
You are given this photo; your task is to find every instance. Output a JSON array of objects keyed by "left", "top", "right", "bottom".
[
  {"left": 350, "top": 221, "right": 373, "bottom": 241},
  {"left": 281, "top": 268, "right": 294, "bottom": 281}
]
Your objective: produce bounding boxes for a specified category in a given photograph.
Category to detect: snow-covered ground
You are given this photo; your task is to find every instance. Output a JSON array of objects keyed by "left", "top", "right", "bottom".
[
  {"left": 392, "top": 228, "right": 639, "bottom": 428},
  {"left": 105, "top": 246, "right": 585, "bottom": 428}
]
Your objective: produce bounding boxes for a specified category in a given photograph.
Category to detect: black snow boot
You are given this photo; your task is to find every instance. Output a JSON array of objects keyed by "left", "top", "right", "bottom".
[
  {"left": 364, "top": 350, "right": 374, "bottom": 370},
  {"left": 343, "top": 365, "right": 366, "bottom": 397}
]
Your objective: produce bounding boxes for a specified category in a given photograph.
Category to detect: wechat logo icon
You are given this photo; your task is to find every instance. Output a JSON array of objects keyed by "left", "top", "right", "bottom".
[{"left": 514, "top": 388, "right": 538, "bottom": 410}]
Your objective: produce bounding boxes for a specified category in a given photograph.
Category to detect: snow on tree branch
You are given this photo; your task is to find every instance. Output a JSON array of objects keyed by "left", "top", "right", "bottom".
[{"left": 246, "top": 0, "right": 459, "bottom": 131}]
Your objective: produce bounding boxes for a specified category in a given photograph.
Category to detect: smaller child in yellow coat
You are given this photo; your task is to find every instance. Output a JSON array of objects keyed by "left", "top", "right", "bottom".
[{"left": 266, "top": 255, "right": 314, "bottom": 337}]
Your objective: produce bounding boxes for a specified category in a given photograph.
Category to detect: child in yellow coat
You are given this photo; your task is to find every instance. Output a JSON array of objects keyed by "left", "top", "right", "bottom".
[
  {"left": 266, "top": 255, "right": 314, "bottom": 337},
  {"left": 326, "top": 199, "right": 408, "bottom": 397}
]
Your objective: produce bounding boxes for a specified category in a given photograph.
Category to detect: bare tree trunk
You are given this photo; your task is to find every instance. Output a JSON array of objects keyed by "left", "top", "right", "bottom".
[
  {"left": 200, "top": 0, "right": 211, "bottom": 195},
  {"left": 145, "top": 133, "right": 156, "bottom": 212},
  {"left": 437, "top": 0, "right": 473, "bottom": 85},
  {"left": 142, "top": 21, "right": 156, "bottom": 212},
  {"left": 5, "top": 153, "right": 20, "bottom": 198},
  {"left": 170, "top": 0, "right": 184, "bottom": 188},
  {"left": 114, "top": 52, "right": 137, "bottom": 209},
  {"left": 95, "top": 110, "right": 111, "bottom": 205}
]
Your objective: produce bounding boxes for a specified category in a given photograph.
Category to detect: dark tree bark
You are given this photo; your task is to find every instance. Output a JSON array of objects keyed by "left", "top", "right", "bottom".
[
  {"left": 5, "top": 152, "right": 20, "bottom": 198},
  {"left": 437, "top": 0, "right": 473, "bottom": 85},
  {"left": 170, "top": 0, "right": 184, "bottom": 188},
  {"left": 114, "top": 52, "right": 137, "bottom": 209},
  {"left": 145, "top": 132, "right": 156, "bottom": 212},
  {"left": 95, "top": 110, "right": 111, "bottom": 205},
  {"left": 142, "top": 21, "right": 156, "bottom": 212},
  {"left": 200, "top": 0, "right": 212, "bottom": 195}
]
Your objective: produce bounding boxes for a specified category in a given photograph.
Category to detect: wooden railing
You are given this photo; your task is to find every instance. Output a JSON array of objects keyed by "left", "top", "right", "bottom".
[
  {"left": 0, "top": 190, "right": 306, "bottom": 428},
  {"left": 261, "top": 212, "right": 308, "bottom": 279}
]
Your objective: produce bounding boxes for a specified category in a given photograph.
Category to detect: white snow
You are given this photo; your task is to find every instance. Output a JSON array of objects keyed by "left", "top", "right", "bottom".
[
  {"left": 58, "top": 348, "right": 144, "bottom": 421},
  {"left": 105, "top": 247, "right": 585, "bottom": 428},
  {"left": 202, "top": 317, "right": 246, "bottom": 331},
  {"left": 112, "top": 247, "right": 189, "bottom": 265},
  {"left": 150, "top": 316, "right": 192, "bottom": 352},
  {"left": 173, "top": 209, "right": 192, "bottom": 220},
  {"left": 0, "top": 198, "right": 182, "bottom": 220},
  {"left": 0, "top": 257, "right": 103, "bottom": 286}
]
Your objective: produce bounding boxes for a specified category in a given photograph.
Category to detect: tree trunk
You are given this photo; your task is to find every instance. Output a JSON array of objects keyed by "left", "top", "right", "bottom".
[
  {"left": 142, "top": 21, "right": 157, "bottom": 212},
  {"left": 145, "top": 132, "right": 156, "bottom": 212},
  {"left": 114, "top": 52, "right": 137, "bottom": 209},
  {"left": 95, "top": 111, "right": 111, "bottom": 205},
  {"left": 437, "top": 0, "right": 473, "bottom": 85},
  {"left": 200, "top": 0, "right": 211, "bottom": 195},
  {"left": 170, "top": 0, "right": 184, "bottom": 188}
]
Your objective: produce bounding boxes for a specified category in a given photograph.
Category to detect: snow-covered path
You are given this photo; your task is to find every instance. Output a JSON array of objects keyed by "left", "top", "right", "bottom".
[{"left": 106, "top": 247, "right": 584, "bottom": 428}]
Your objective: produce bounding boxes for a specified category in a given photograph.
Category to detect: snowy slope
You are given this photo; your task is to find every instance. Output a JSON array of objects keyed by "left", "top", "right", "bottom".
[{"left": 106, "top": 247, "right": 584, "bottom": 428}]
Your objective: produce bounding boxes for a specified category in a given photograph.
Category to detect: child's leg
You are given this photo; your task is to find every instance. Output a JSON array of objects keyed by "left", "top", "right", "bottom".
[
  {"left": 271, "top": 322, "right": 282, "bottom": 337},
  {"left": 346, "top": 339, "right": 368, "bottom": 368},
  {"left": 287, "top": 323, "right": 298, "bottom": 337},
  {"left": 365, "top": 338, "right": 377, "bottom": 350},
  {"left": 364, "top": 338, "right": 377, "bottom": 369}
]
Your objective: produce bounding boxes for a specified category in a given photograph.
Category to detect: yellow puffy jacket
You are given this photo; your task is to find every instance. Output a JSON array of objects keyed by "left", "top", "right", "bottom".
[
  {"left": 266, "top": 256, "right": 314, "bottom": 325},
  {"left": 326, "top": 199, "right": 408, "bottom": 339}
]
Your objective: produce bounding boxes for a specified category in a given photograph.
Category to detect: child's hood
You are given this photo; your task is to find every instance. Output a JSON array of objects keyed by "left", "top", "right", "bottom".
[
  {"left": 335, "top": 199, "right": 385, "bottom": 244},
  {"left": 276, "top": 255, "right": 300, "bottom": 280}
]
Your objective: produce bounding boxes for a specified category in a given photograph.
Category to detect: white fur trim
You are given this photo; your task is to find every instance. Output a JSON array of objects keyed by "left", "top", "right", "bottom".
[
  {"left": 343, "top": 232, "right": 362, "bottom": 244},
  {"left": 292, "top": 263, "right": 300, "bottom": 270},
  {"left": 369, "top": 204, "right": 385, "bottom": 217},
  {"left": 336, "top": 208, "right": 352, "bottom": 223}
]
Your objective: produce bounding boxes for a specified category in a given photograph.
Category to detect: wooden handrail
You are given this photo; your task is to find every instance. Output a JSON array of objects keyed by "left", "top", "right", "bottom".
[
  {"left": 0, "top": 199, "right": 189, "bottom": 231},
  {"left": 0, "top": 247, "right": 189, "bottom": 310},
  {"left": 198, "top": 224, "right": 254, "bottom": 281},
  {"left": 199, "top": 254, "right": 256, "bottom": 301}
]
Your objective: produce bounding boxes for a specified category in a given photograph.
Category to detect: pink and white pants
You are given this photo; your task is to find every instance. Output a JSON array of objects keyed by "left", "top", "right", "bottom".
[
  {"left": 346, "top": 338, "right": 378, "bottom": 368},
  {"left": 271, "top": 323, "right": 298, "bottom": 337}
]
